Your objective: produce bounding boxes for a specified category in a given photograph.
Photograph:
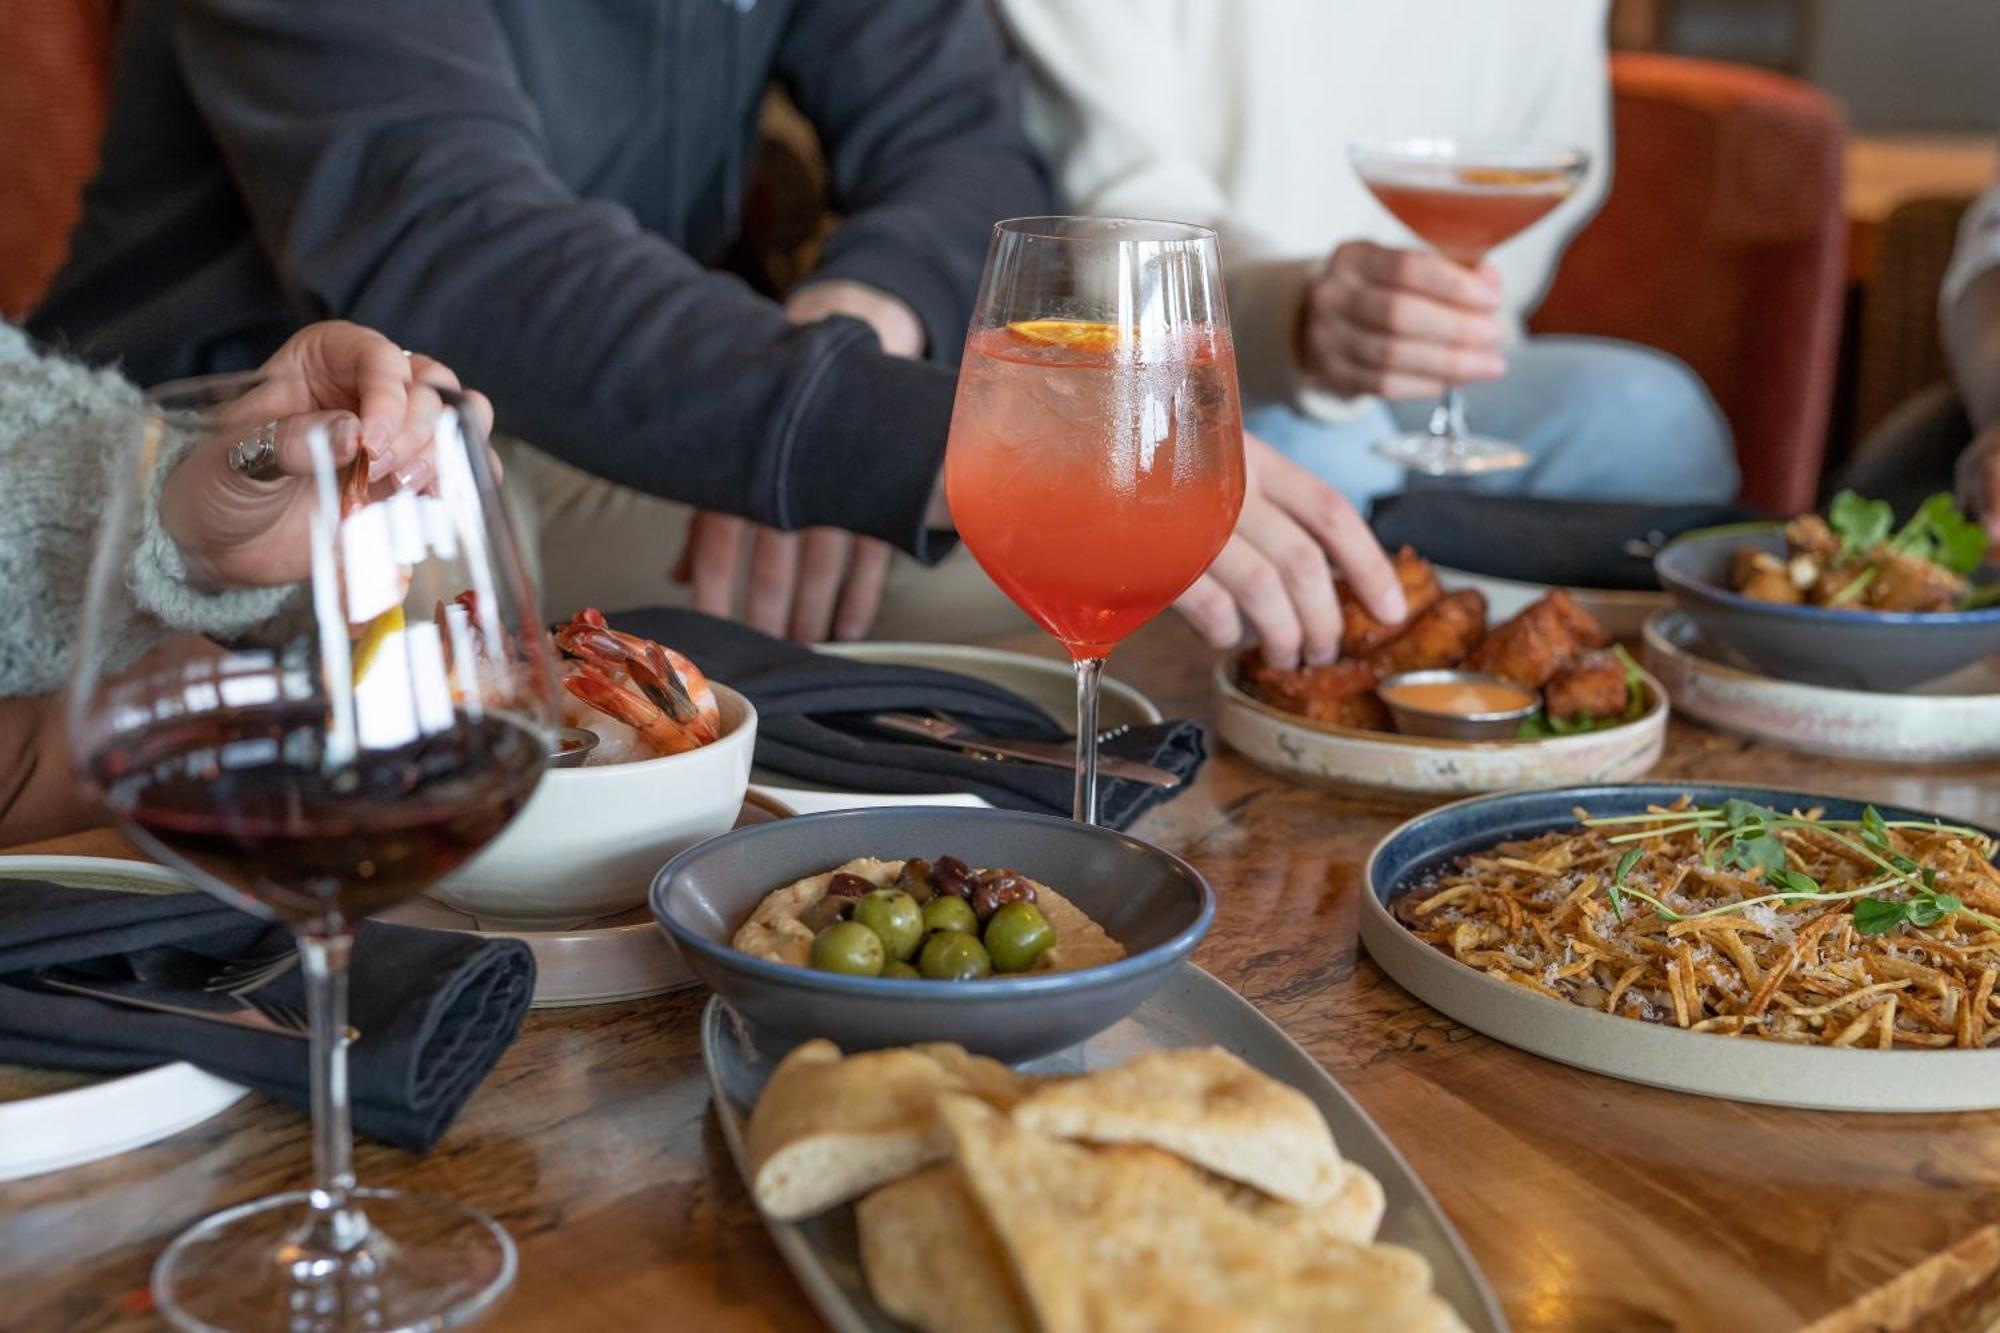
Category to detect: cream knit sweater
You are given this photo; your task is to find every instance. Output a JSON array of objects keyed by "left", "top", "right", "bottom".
[
  {"left": 994, "top": 0, "right": 1612, "bottom": 416},
  {"left": 0, "top": 324, "right": 293, "bottom": 698}
]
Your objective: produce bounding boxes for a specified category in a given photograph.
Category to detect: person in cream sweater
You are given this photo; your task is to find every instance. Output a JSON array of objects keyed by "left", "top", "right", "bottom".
[{"left": 995, "top": 0, "right": 1738, "bottom": 511}]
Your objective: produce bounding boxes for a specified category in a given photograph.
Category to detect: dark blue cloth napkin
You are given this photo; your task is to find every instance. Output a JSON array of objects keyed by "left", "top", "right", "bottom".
[
  {"left": 610, "top": 608, "right": 1204, "bottom": 831},
  {"left": 0, "top": 879, "right": 533, "bottom": 1152}
]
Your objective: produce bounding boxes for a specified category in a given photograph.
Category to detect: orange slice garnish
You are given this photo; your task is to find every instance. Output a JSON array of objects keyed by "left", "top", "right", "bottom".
[
  {"left": 1006, "top": 319, "right": 1123, "bottom": 353},
  {"left": 1457, "top": 166, "right": 1568, "bottom": 188}
]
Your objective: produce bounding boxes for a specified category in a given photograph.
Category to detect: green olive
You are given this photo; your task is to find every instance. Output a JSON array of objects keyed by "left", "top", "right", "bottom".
[
  {"left": 917, "top": 930, "right": 992, "bottom": 981},
  {"left": 983, "top": 901, "right": 1054, "bottom": 973},
  {"left": 809, "top": 921, "right": 885, "bottom": 977},
  {"left": 921, "top": 895, "right": 979, "bottom": 937},
  {"left": 881, "top": 961, "right": 921, "bottom": 980},
  {"left": 853, "top": 889, "right": 924, "bottom": 962}
]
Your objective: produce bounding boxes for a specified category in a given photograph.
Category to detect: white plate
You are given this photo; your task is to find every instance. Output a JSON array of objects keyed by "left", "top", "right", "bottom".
[
  {"left": 380, "top": 791, "right": 795, "bottom": 1007},
  {"left": 1644, "top": 610, "right": 2000, "bottom": 763},
  {"left": 704, "top": 967, "right": 1507, "bottom": 1332},
  {"left": 1434, "top": 566, "right": 1668, "bottom": 642},
  {"left": 1213, "top": 656, "right": 1669, "bottom": 799},
  {"left": 0, "top": 857, "right": 249, "bottom": 1181}
]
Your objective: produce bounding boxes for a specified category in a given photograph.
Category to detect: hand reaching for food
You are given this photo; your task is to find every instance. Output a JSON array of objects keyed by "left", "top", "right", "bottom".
[
  {"left": 1957, "top": 423, "right": 2000, "bottom": 544},
  {"left": 1173, "top": 434, "right": 1405, "bottom": 667},
  {"left": 159, "top": 321, "right": 491, "bottom": 589}
]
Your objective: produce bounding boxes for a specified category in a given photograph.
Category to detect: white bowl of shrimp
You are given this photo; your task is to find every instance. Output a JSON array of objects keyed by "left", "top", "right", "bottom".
[{"left": 431, "top": 610, "right": 757, "bottom": 925}]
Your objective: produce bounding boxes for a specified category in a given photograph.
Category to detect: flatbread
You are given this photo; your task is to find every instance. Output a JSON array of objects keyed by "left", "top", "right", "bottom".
[
  {"left": 1010, "top": 1046, "right": 1345, "bottom": 1205},
  {"left": 939, "top": 1097, "right": 1466, "bottom": 1333},
  {"left": 857, "top": 1165, "right": 1034, "bottom": 1333},
  {"left": 1202, "top": 1159, "right": 1389, "bottom": 1248},
  {"left": 745, "top": 1040, "right": 1037, "bottom": 1220}
]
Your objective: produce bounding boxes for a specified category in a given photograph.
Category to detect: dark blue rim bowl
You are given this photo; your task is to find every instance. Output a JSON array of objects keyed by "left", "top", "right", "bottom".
[
  {"left": 650, "top": 806, "right": 1217, "bottom": 997},
  {"left": 1366, "top": 781, "right": 1994, "bottom": 909},
  {"left": 1655, "top": 524, "right": 2000, "bottom": 628}
]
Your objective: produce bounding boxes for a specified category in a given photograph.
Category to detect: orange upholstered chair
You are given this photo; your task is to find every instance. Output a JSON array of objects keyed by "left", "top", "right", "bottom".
[
  {"left": 1531, "top": 53, "right": 1847, "bottom": 513},
  {"left": 0, "top": 1, "right": 121, "bottom": 321}
]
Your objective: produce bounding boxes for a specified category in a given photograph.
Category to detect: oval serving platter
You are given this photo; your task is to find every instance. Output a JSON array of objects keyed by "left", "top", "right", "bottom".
[
  {"left": 1213, "top": 656, "right": 1668, "bottom": 799},
  {"left": 1643, "top": 610, "right": 2000, "bottom": 764},
  {"left": 703, "top": 966, "right": 1507, "bottom": 1333},
  {"left": 1362, "top": 783, "right": 2000, "bottom": 1112}
]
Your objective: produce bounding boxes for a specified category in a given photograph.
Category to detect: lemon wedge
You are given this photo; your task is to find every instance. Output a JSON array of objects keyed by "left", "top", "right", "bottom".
[
  {"left": 1006, "top": 319, "right": 1123, "bottom": 353},
  {"left": 351, "top": 605, "right": 405, "bottom": 686}
]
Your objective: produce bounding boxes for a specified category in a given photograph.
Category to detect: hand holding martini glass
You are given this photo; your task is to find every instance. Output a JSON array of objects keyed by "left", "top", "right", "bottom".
[{"left": 1347, "top": 139, "right": 1589, "bottom": 477}]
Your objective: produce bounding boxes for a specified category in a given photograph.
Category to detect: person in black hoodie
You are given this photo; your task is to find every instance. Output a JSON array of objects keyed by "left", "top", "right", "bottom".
[{"left": 37, "top": 0, "right": 1406, "bottom": 660}]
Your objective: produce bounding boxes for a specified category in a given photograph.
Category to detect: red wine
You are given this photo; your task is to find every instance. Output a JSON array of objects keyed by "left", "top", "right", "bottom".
[{"left": 91, "top": 706, "right": 544, "bottom": 927}]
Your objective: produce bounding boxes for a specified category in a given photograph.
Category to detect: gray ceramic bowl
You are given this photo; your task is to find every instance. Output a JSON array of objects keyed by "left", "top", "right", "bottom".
[
  {"left": 650, "top": 806, "right": 1215, "bottom": 1061},
  {"left": 1655, "top": 525, "right": 2000, "bottom": 690}
]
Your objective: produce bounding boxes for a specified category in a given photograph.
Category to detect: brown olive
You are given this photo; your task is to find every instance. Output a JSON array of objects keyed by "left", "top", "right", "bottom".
[
  {"left": 826, "top": 871, "right": 874, "bottom": 900},
  {"left": 971, "top": 874, "right": 1036, "bottom": 923},
  {"left": 896, "top": 858, "right": 937, "bottom": 904},
  {"left": 799, "top": 894, "right": 853, "bottom": 933},
  {"left": 931, "top": 854, "right": 974, "bottom": 901}
]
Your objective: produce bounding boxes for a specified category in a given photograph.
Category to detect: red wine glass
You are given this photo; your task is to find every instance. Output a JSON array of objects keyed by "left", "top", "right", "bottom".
[{"left": 66, "top": 371, "right": 556, "bottom": 1331}]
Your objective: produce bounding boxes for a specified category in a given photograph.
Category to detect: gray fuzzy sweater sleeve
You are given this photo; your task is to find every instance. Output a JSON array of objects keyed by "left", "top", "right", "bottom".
[{"left": 0, "top": 324, "right": 295, "bottom": 699}]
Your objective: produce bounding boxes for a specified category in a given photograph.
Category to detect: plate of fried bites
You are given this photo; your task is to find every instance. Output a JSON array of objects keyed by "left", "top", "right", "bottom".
[
  {"left": 1215, "top": 548, "right": 1669, "bottom": 798},
  {"left": 703, "top": 967, "right": 1504, "bottom": 1333}
]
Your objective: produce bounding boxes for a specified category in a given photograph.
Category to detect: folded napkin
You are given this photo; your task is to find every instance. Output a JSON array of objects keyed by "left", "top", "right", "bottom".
[
  {"left": 1371, "top": 494, "right": 1764, "bottom": 591},
  {"left": 611, "top": 608, "right": 1204, "bottom": 830},
  {"left": 0, "top": 880, "right": 534, "bottom": 1153}
]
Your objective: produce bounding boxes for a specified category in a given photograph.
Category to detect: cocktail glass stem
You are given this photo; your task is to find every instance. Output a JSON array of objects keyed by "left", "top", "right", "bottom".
[
  {"left": 1427, "top": 384, "right": 1469, "bottom": 467},
  {"left": 1072, "top": 656, "right": 1105, "bottom": 825},
  {"left": 300, "top": 931, "right": 369, "bottom": 1261}
]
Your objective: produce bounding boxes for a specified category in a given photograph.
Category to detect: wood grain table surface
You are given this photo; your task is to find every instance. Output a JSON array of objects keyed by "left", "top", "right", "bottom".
[{"left": 3, "top": 617, "right": 1998, "bottom": 1333}]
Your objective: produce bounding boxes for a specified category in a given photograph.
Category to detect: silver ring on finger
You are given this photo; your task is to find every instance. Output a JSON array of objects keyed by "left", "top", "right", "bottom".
[{"left": 226, "top": 420, "right": 284, "bottom": 481}]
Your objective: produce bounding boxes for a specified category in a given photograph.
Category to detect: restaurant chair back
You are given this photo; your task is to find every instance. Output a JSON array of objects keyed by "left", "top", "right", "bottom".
[{"left": 1531, "top": 53, "right": 1848, "bottom": 514}]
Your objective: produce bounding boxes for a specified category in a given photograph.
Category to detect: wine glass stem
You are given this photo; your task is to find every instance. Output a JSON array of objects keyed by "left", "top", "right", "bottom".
[
  {"left": 1072, "top": 655, "right": 1105, "bottom": 825},
  {"left": 1429, "top": 384, "right": 1468, "bottom": 462},
  {"left": 299, "top": 931, "right": 369, "bottom": 1255}
]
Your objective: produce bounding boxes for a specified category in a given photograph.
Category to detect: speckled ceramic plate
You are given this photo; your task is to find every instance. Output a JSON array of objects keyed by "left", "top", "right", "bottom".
[
  {"left": 703, "top": 966, "right": 1506, "bottom": 1332},
  {"left": 0, "top": 857, "right": 249, "bottom": 1180},
  {"left": 378, "top": 791, "right": 794, "bottom": 1007},
  {"left": 1214, "top": 656, "right": 1668, "bottom": 799},
  {"left": 1362, "top": 783, "right": 2000, "bottom": 1112},
  {"left": 1644, "top": 611, "right": 2000, "bottom": 763}
]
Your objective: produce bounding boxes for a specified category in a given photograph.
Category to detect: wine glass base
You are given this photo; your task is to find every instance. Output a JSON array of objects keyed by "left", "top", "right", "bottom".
[
  {"left": 1373, "top": 431, "right": 1530, "bottom": 477},
  {"left": 153, "top": 1188, "right": 515, "bottom": 1333}
]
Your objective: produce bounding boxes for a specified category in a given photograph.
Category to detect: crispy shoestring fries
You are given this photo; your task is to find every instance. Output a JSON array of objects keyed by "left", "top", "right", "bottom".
[{"left": 1394, "top": 798, "right": 2000, "bottom": 1049}]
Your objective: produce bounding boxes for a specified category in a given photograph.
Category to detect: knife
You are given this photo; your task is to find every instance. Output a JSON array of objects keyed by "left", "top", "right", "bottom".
[
  {"left": 35, "top": 969, "right": 310, "bottom": 1039},
  {"left": 872, "top": 713, "right": 1181, "bottom": 789}
]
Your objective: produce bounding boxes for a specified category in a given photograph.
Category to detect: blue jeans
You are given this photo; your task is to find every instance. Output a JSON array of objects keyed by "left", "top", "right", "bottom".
[{"left": 1248, "top": 336, "right": 1739, "bottom": 514}]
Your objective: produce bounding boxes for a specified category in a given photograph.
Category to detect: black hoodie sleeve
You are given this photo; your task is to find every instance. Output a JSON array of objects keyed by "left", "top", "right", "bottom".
[
  {"left": 168, "top": 0, "right": 960, "bottom": 556},
  {"left": 776, "top": 0, "right": 1053, "bottom": 364}
]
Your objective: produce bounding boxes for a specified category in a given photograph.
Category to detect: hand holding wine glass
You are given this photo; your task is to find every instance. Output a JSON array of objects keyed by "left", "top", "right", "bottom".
[{"left": 70, "top": 368, "right": 552, "bottom": 1331}]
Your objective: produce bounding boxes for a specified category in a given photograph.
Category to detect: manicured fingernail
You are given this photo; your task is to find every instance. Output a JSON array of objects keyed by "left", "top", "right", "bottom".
[
  {"left": 1385, "top": 590, "right": 1409, "bottom": 621},
  {"left": 1304, "top": 647, "right": 1337, "bottom": 667},
  {"left": 395, "top": 456, "right": 435, "bottom": 492},
  {"left": 366, "top": 444, "right": 398, "bottom": 480}
]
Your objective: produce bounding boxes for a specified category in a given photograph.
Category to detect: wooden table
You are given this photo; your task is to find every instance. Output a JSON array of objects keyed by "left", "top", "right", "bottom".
[{"left": 5, "top": 617, "right": 2000, "bottom": 1333}]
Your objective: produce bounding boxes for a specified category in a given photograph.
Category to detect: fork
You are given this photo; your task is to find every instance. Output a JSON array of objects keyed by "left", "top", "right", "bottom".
[{"left": 200, "top": 949, "right": 299, "bottom": 997}]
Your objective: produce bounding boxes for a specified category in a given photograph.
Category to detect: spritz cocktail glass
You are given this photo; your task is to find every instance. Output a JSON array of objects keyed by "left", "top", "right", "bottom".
[
  {"left": 1349, "top": 139, "right": 1589, "bottom": 476},
  {"left": 946, "top": 217, "right": 1246, "bottom": 824}
]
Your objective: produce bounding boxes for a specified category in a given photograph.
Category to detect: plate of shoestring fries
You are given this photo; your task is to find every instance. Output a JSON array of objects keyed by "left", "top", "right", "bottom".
[{"left": 1362, "top": 783, "right": 2000, "bottom": 1111}]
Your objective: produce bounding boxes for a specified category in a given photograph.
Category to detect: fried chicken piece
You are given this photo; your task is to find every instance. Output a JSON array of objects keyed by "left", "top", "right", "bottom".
[
  {"left": 1732, "top": 549, "right": 1804, "bottom": 605},
  {"left": 1463, "top": 592, "right": 1597, "bottom": 688},
  {"left": 1337, "top": 546, "right": 1443, "bottom": 657},
  {"left": 1545, "top": 651, "right": 1631, "bottom": 722},
  {"left": 1364, "top": 589, "right": 1487, "bottom": 677},
  {"left": 1866, "top": 550, "right": 1966, "bottom": 612},
  {"left": 1239, "top": 654, "right": 1390, "bottom": 731},
  {"left": 1784, "top": 513, "right": 1840, "bottom": 562}
]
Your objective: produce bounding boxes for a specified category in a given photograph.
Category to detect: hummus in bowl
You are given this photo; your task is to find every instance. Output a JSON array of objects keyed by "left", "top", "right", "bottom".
[{"left": 731, "top": 857, "right": 1126, "bottom": 975}]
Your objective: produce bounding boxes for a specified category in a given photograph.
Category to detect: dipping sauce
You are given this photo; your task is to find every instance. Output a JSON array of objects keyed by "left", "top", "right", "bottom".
[{"left": 1379, "top": 679, "right": 1534, "bottom": 717}]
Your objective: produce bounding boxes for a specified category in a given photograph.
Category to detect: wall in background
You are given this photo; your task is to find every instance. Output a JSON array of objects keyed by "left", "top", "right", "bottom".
[{"left": 1808, "top": 0, "right": 2000, "bottom": 132}]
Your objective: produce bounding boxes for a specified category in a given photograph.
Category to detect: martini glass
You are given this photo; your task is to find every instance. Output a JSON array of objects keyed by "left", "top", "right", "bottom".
[{"left": 1348, "top": 139, "right": 1589, "bottom": 477}]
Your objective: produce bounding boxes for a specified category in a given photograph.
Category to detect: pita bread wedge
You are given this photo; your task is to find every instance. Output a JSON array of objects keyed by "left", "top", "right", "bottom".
[
  {"left": 939, "top": 1097, "right": 1467, "bottom": 1333},
  {"left": 746, "top": 1040, "right": 1036, "bottom": 1220},
  {"left": 1011, "top": 1046, "right": 1344, "bottom": 1204},
  {"left": 857, "top": 1166, "right": 1034, "bottom": 1333},
  {"left": 1200, "top": 1159, "right": 1390, "bottom": 1248}
]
